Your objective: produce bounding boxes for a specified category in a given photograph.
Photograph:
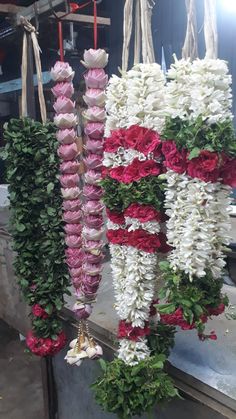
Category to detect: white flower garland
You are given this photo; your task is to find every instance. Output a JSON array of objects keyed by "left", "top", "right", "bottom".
[{"left": 118, "top": 338, "right": 150, "bottom": 366}]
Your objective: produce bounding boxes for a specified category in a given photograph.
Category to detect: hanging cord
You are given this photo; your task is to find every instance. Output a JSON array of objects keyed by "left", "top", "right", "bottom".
[
  {"left": 140, "top": 0, "right": 155, "bottom": 64},
  {"left": 134, "top": 0, "right": 141, "bottom": 64},
  {"left": 122, "top": 0, "right": 134, "bottom": 72},
  {"left": 20, "top": 17, "right": 47, "bottom": 124},
  {"left": 182, "top": 0, "right": 198, "bottom": 60},
  {"left": 93, "top": 0, "right": 98, "bottom": 49},
  {"left": 204, "top": 0, "right": 218, "bottom": 59}
]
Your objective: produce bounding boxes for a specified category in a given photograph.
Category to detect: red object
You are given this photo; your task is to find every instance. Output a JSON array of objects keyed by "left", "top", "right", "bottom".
[
  {"left": 93, "top": 0, "right": 98, "bottom": 49},
  {"left": 26, "top": 331, "right": 67, "bottom": 357},
  {"left": 58, "top": 21, "right": 64, "bottom": 62},
  {"left": 118, "top": 321, "right": 150, "bottom": 341},
  {"left": 70, "top": 2, "right": 80, "bottom": 12}
]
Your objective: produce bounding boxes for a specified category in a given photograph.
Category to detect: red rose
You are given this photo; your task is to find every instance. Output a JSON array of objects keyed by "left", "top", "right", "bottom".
[
  {"left": 208, "top": 303, "right": 225, "bottom": 316},
  {"left": 122, "top": 159, "right": 141, "bottom": 183},
  {"left": 107, "top": 228, "right": 127, "bottom": 245},
  {"left": 162, "top": 141, "right": 187, "bottom": 174},
  {"left": 139, "top": 160, "right": 161, "bottom": 178},
  {"left": 106, "top": 208, "right": 125, "bottom": 225},
  {"left": 104, "top": 129, "right": 126, "bottom": 152},
  {"left": 128, "top": 229, "right": 161, "bottom": 253},
  {"left": 124, "top": 125, "right": 140, "bottom": 149},
  {"left": 124, "top": 203, "right": 162, "bottom": 223},
  {"left": 187, "top": 150, "right": 220, "bottom": 182},
  {"left": 32, "top": 304, "right": 48, "bottom": 319},
  {"left": 136, "top": 128, "right": 161, "bottom": 155},
  {"left": 118, "top": 321, "right": 150, "bottom": 341},
  {"left": 109, "top": 166, "right": 125, "bottom": 182},
  {"left": 220, "top": 158, "right": 236, "bottom": 187}
]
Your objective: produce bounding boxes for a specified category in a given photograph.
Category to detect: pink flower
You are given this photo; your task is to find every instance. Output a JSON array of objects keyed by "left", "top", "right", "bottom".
[
  {"left": 220, "top": 157, "right": 236, "bottom": 187},
  {"left": 82, "top": 200, "right": 104, "bottom": 215},
  {"left": 83, "top": 185, "right": 103, "bottom": 200},
  {"left": 65, "top": 235, "right": 82, "bottom": 248},
  {"left": 187, "top": 150, "right": 219, "bottom": 182},
  {"left": 61, "top": 187, "right": 81, "bottom": 200},
  {"left": 63, "top": 210, "right": 82, "bottom": 223},
  {"left": 52, "top": 82, "right": 74, "bottom": 98},
  {"left": 81, "top": 282, "right": 99, "bottom": 295},
  {"left": 53, "top": 96, "right": 75, "bottom": 114},
  {"left": 58, "top": 143, "right": 78, "bottom": 161},
  {"left": 65, "top": 248, "right": 84, "bottom": 259},
  {"left": 81, "top": 274, "right": 101, "bottom": 287},
  {"left": 162, "top": 141, "right": 187, "bottom": 174},
  {"left": 32, "top": 304, "right": 48, "bottom": 319},
  {"left": 71, "top": 276, "right": 82, "bottom": 289},
  {"left": 54, "top": 113, "right": 77, "bottom": 129},
  {"left": 60, "top": 160, "right": 80, "bottom": 174},
  {"left": 84, "top": 214, "right": 104, "bottom": 229},
  {"left": 84, "top": 153, "right": 103, "bottom": 170},
  {"left": 60, "top": 174, "right": 79, "bottom": 188},
  {"left": 56, "top": 128, "right": 76, "bottom": 145},
  {"left": 83, "top": 239, "right": 103, "bottom": 253},
  {"left": 84, "top": 170, "right": 102, "bottom": 185},
  {"left": 70, "top": 267, "right": 83, "bottom": 277},
  {"left": 104, "top": 129, "right": 126, "bottom": 153},
  {"left": 85, "top": 253, "right": 104, "bottom": 264},
  {"left": 84, "top": 106, "right": 106, "bottom": 122},
  {"left": 84, "top": 68, "right": 108, "bottom": 89},
  {"left": 84, "top": 122, "right": 104, "bottom": 139},
  {"left": 51, "top": 61, "right": 75, "bottom": 82},
  {"left": 73, "top": 302, "right": 92, "bottom": 319},
  {"left": 81, "top": 48, "right": 108, "bottom": 69},
  {"left": 64, "top": 223, "right": 82, "bottom": 235},
  {"left": 83, "top": 89, "right": 106, "bottom": 107},
  {"left": 63, "top": 199, "right": 82, "bottom": 211},
  {"left": 86, "top": 138, "right": 104, "bottom": 154},
  {"left": 66, "top": 256, "right": 83, "bottom": 268},
  {"left": 26, "top": 331, "right": 66, "bottom": 356},
  {"left": 82, "top": 226, "right": 104, "bottom": 241},
  {"left": 82, "top": 262, "right": 102, "bottom": 276}
]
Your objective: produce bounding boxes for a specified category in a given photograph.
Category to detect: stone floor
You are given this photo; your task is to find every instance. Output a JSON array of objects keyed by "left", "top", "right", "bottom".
[{"left": 0, "top": 320, "right": 44, "bottom": 419}]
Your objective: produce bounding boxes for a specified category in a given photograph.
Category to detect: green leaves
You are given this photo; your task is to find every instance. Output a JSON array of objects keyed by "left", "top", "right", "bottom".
[
  {"left": 188, "top": 147, "right": 200, "bottom": 160},
  {"left": 4, "top": 117, "right": 70, "bottom": 340},
  {"left": 92, "top": 356, "right": 179, "bottom": 418}
]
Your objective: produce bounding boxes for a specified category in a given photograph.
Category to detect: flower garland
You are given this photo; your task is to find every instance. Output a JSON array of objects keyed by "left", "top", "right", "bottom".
[
  {"left": 158, "top": 57, "right": 235, "bottom": 337},
  {"left": 93, "top": 64, "right": 178, "bottom": 417},
  {"left": 4, "top": 118, "right": 70, "bottom": 356}
]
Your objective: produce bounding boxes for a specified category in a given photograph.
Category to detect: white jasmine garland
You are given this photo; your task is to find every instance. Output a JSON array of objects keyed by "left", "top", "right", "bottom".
[
  {"left": 118, "top": 338, "right": 150, "bottom": 366},
  {"left": 165, "top": 170, "right": 232, "bottom": 279},
  {"left": 105, "top": 75, "right": 128, "bottom": 137}
]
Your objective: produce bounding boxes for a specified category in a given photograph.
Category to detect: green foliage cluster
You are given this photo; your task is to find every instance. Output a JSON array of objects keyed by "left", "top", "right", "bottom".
[
  {"left": 157, "top": 261, "right": 228, "bottom": 334},
  {"left": 92, "top": 355, "right": 179, "bottom": 419},
  {"left": 162, "top": 116, "right": 236, "bottom": 158},
  {"left": 148, "top": 322, "right": 176, "bottom": 358},
  {"left": 3, "top": 118, "right": 70, "bottom": 338},
  {"left": 100, "top": 175, "right": 166, "bottom": 212}
]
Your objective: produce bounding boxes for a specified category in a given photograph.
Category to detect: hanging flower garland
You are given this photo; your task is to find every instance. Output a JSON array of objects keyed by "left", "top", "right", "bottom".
[
  {"left": 4, "top": 118, "right": 70, "bottom": 356},
  {"left": 93, "top": 64, "right": 178, "bottom": 418},
  {"left": 157, "top": 57, "right": 235, "bottom": 338}
]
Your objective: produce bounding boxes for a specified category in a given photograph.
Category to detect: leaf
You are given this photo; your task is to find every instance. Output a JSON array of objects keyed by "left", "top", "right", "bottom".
[
  {"left": 188, "top": 147, "right": 200, "bottom": 160},
  {"left": 16, "top": 223, "right": 26, "bottom": 232},
  {"left": 157, "top": 304, "right": 176, "bottom": 314},
  {"left": 47, "top": 182, "right": 54, "bottom": 194},
  {"left": 99, "top": 358, "right": 107, "bottom": 372}
]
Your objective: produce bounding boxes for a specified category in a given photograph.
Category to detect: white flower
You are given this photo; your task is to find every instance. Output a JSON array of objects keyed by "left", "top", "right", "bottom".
[
  {"left": 81, "top": 48, "right": 108, "bottom": 69},
  {"left": 118, "top": 338, "right": 150, "bottom": 365}
]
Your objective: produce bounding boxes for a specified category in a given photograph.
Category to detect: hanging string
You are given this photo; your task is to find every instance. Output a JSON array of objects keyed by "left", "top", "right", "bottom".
[
  {"left": 140, "top": 0, "right": 155, "bottom": 64},
  {"left": 58, "top": 21, "right": 64, "bottom": 61},
  {"left": 204, "top": 0, "right": 218, "bottom": 59},
  {"left": 182, "top": 0, "right": 198, "bottom": 60},
  {"left": 20, "top": 17, "right": 47, "bottom": 124},
  {"left": 93, "top": 0, "right": 98, "bottom": 50}
]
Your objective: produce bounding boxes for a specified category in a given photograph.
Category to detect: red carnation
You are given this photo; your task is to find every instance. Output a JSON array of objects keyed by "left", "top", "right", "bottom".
[
  {"left": 32, "top": 304, "right": 48, "bottom": 319},
  {"left": 220, "top": 157, "right": 236, "bottom": 187},
  {"left": 208, "top": 303, "right": 225, "bottom": 316},
  {"left": 26, "top": 331, "right": 66, "bottom": 356},
  {"left": 124, "top": 203, "right": 162, "bottom": 223},
  {"left": 125, "top": 126, "right": 161, "bottom": 155},
  {"left": 187, "top": 150, "right": 220, "bottom": 182},
  {"left": 104, "top": 129, "right": 126, "bottom": 153},
  {"left": 122, "top": 159, "right": 142, "bottom": 183},
  {"left": 161, "top": 307, "right": 195, "bottom": 330},
  {"left": 118, "top": 320, "right": 150, "bottom": 341},
  {"left": 106, "top": 208, "right": 125, "bottom": 225},
  {"left": 124, "top": 125, "right": 139, "bottom": 149},
  {"left": 139, "top": 160, "right": 161, "bottom": 178},
  {"left": 128, "top": 229, "right": 161, "bottom": 253},
  {"left": 101, "top": 166, "right": 109, "bottom": 178},
  {"left": 107, "top": 228, "right": 127, "bottom": 245},
  {"left": 162, "top": 141, "right": 187, "bottom": 174},
  {"left": 109, "top": 166, "right": 125, "bottom": 182}
]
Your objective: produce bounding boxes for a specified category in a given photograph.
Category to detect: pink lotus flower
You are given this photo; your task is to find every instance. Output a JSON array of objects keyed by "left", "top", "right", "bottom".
[
  {"left": 83, "top": 89, "right": 106, "bottom": 107},
  {"left": 84, "top": 214, "right": 103, "bottom": 229},
  {"left": 84, "top": 122, "right": 104, "bottom": 139},
  {"left": 81, "top": 48, "right": 108, "bottom": 69},
  {"left": 61, "top": 187, "right": 81, "bottom": 200},
  {"left": 56, "top": 128, "right": 76, "bottom": 145},
  {"left": 66, "top": 256, "right": 83, "bottom": 268},
  {"left": 63, "top": 199, "right": 82, "bottom": 211},
  {"left": 81, "top": 273, "right": 101, "bottom": 286},
  {"left": 64, "top": 223, "right": 83, "bottom": 235},
  {"left": 73, "top": 302, "right": 92, "bottom": 319},
  {"left": 60, "top": 160, "right": 80, "bottom": 174},
  {"left": 54, "top": 96, "right": 75, "bottom": 114},
  {"left": 86, "top": 138, "right": 104, "bottom": 154},
  {"left": 84, "top": 106, "right": 106, "bottom": 122},
  {"left": 81, "top": 282, "right": 99, "bottom": 295},
  {"left": 50, "top": 61, "right": 75, "bottom": 82},
  {"left": 63, "top": 210, "right": 82, "bottom": 224},
  {"left": 54, "top": 113, "right": 77, "bottom": 129},
  {"left": 82, "top": 200, "right": 104, "bottom": 215},
  {"left": 70, "top": 267, "right": 83, "bottom": 277},
  {"left": 65, "top": 248, "right": 84, "bottom": 259},
  {"left": 84, "top": 153, "right": 103, "bottom": 170},
  {"left": 82, "top": 262, "right": 102, "bottom": 276},
  {"left": 85, "top": 253, "right": 104, "bottom": 264},
  {"left": 71, "top": 276, "right": 82, "bottom": 289},
  {"left": 52, "top": 82, "right": 74, "bottom": 98},
  {"left": 65, "top": 235, "right": 82, "bottom": 248},
  {"left": 60, "top": 174, "right": 79, "bottom": 188},
  {"left": 84, "top": 170, "right": 102, "bottom": 185},
  {"left": 83, "top": 239, "right": 103, "bottom": 254},
  {"left": 58, "top": 143, "right": 78, "bottom": 161},
  {"left": 82, "top": 226, "right": 104, "bottom": 241},
  {"left": 84, "top": 69, "right": 108, "bottom": 89},
  {"left": 83, "top": 185, "right": 103, "bottom": 200}
]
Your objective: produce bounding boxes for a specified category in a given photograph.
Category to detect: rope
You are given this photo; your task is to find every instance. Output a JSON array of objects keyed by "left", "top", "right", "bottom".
[
  {"left": 20, "top": 17, "right": 47, "bottom": 124},
  {"left": 134, "top": 0, "right": 141, "bottom": 64},
  {"left": 122, "top": 0, "right": 134, "bottom": 71},
  {"left": 93, "top": 0, "right": 98, "bottom": 49},
  {"left": 204, "top": 0, "right": 218, "bottom": 59},
  {"left": 182, "top": 0, "right": 198, "bottom": 60}
]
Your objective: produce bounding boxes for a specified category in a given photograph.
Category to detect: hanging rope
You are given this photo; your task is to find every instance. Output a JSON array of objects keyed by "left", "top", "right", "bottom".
[
  {"left": 93, "top": 0, "right": 98, "bottom": 49},
  {"left": 204, "top": 0, "right": 218, "bottom": 59},
  {"left": 20, "top": 17, "right": 47, "bottom": 124},
  {"left": 122, "top": 0, "right": 156, "bottom": 71},
  {"left": 182, "top": 0, "right": 198, "bottom": 60}
]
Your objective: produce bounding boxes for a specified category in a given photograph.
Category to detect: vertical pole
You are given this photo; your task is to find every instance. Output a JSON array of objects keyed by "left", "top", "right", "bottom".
[{"left": 26, "top": 32, "right": 36, "bottom": 119}]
